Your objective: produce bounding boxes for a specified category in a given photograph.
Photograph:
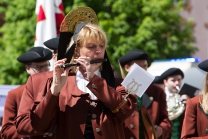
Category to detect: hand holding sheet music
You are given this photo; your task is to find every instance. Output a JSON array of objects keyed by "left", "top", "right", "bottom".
[{"left": 121, "top": 63, "right": 155, "bottom": 98}]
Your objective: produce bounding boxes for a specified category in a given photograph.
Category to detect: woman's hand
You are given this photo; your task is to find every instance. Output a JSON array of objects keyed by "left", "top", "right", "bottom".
[
  {"left": 75, "top": 57, "right": 101, "bottom": 81},
  {"left": 50, "top": 58, "right": 71, "bottom": 96}
]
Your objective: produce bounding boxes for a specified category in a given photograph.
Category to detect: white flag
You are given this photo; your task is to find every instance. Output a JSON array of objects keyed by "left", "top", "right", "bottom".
[{"left": 34, "top": 0, "right": 65, "bottom": 69}]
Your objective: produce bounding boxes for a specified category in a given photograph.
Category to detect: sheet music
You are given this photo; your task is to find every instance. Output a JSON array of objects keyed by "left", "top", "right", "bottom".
[{"left": 121, "top": 63, "right": 155, "bottom": 97}]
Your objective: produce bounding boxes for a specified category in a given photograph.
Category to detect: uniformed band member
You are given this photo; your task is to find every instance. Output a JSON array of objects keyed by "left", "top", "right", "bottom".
[
  {"left": 44, "top": 35, "right": 60, "bottom": 64},
  {"left": 14, "top": 7, "right": 137, "bottom": 139},
  {"left": 181, "top": 59, "right": 208, "bottom": 138},
  {"left": 159, "top": 68, "right": 188, "bottom": 139},
  {"left": 118, "top": 49, "right": 172, "bottom": 139},
  {"left": 0, "top": 47, "right": 52, "bottom": 139}
]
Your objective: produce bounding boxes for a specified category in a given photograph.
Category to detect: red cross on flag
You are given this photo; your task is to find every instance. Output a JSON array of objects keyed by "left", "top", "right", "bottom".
[{"left": 34, "top": 0, "right": 65, "bottom": 47}]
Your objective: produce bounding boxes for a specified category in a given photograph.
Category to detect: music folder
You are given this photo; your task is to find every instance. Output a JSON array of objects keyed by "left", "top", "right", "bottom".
[{"left": 178, "top": 83, "right": 200, "bottom": 98}]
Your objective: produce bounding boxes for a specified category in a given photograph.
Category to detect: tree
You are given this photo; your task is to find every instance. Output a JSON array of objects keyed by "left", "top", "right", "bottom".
[
  {"left": 0, "top": 0, "right": 196, "bottom": 84},
  {"left": 63, "top": 0, "right": 196, "bottom": 75},
  {"left": 0, "top": 0, "right": 36, "bottom": 84}
]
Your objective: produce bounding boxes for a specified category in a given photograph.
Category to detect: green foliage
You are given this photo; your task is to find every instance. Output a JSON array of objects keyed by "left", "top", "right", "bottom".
[
  {"left": 63, "top": 0, "right": 196, "bottom": 75},
  {"left": 0, "top": 0, "right": 36, "bottom": 84},
  {"left": 0, "top": 0, "right": 196, "bottom": 84}
]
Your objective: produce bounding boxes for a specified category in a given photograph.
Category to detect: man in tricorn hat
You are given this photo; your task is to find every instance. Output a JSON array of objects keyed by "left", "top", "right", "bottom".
[
  {"left": 44, "top": 35, "right": 60, "bottom": 64},
  {"left": 0, "top": 47, "right": 52, "bottom": 139},
  {"left": 118, "top": 49, "right": 172, "bottom": 139},
  {"left": 44, "top": 35, "right": 59, "bottom": 54},
  {"left": 159, "top": 68, "right": 189, "bottom": 139},
  {"left": 15, "top": 7, "right": 137, "bottom": 139}
]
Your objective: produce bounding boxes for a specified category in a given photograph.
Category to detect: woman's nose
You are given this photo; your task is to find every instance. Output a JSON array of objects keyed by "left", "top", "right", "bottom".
[{"left": 96, "top": 48, "right": 101, "bottom": 54}]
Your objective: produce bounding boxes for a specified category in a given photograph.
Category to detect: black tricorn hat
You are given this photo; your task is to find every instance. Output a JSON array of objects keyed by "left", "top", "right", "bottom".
[
  {"left": 152, "top": 76, "right": 164, "bottom": 84},
  {"left": 17, "top": 47, "right": 52, "bottom": 64},
  {"left": 43, "top": 35, "right": 60, "bottom": 51},
  {"left": 160, "top": 68, "right": 184, "bottom": 80},
  {"left": 198, "top": 59, "right": 208, "bottom": 72},
  {"left": 118, "top": 49, "right": 149, "bottom": 67}
]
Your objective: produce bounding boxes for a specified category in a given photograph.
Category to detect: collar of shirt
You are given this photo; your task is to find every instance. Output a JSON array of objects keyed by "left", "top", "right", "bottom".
[
  {"left": 165, "top": 86, "right": 176, "bottom": 99},
  {"left": 76, "top": 69, "right": 101, "bottom": 100}
]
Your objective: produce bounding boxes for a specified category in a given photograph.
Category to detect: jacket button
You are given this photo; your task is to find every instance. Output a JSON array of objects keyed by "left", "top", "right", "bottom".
[
  {"left": 92, "top": 84, "right": 96, "bottom": 88},
  {"left": 130, "top": 137, "right": 134, "bottom": 139},
  {"left": 130, "top": 124, "right": 134, "bottom": 129},
  {"left": 92, "top": 114, "right": 97, "bottom": 119},
  {"left": 131, "top": 113, "right": 135, "bottom": 117},
  {"left": 206, "top": 128, "right": 208, "bottom": 134},
  {"left": 44, "top": 94, "right": 48, "bottom": 99},
  {"left": 95, "top": 128, "right": 100, "bottom": 132},
  {"left": 91, "top": 101, "right": 96, "bottom": 106}
]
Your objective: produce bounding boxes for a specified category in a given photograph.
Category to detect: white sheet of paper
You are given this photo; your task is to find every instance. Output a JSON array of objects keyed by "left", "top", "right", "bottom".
[{"left": 121, "top": 63, "right": 155, "bottom": 97}]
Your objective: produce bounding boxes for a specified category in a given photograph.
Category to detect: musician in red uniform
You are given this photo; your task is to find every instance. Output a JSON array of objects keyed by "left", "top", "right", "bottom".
[
  {"left": 119, "top": 49, "right": 172, "bottom": 139},
  {"left": 14, "top": 7, "right": 137, "bottom": 139},
  {"left": 0, "top": 47, "right": 52, "bottom": 139}
]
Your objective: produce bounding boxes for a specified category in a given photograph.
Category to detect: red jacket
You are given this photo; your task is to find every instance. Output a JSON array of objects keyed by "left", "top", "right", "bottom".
[
  {"left": 123, "top": 84, "right": 172, "bottom": 139},
  {"left": 0, "top": 85, "right": 27, "bottom": 139},
  {"left": 0, "top": 83, "right": 54, "bottom": 139},
  {"left": 181, "top": 95, "right": 208, "bottom": 139},
  {"left": 15, "top": 71, "right": 137, "bottom": 139}
]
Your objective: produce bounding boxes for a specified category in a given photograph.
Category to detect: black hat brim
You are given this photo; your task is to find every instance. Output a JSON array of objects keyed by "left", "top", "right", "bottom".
[
  {"left": 118, "top": 50, "right": 149, "bottom": 66},
  {"left": 160, "top": 68, "right": 184, "bottom": 80},
  {"left": 44, "top": 36, "right": 59, "bottom": 51},
  {"left": 17, "top": 47, "right": 52, "bottom": 64},
  {"left": 198, "top": 59, "right": 208, "bottom": 72}
]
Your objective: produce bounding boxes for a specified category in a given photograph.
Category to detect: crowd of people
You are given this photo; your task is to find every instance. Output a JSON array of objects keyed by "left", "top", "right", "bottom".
[{"left": 0, "top": 6, "right": 208, "bottom": 139}]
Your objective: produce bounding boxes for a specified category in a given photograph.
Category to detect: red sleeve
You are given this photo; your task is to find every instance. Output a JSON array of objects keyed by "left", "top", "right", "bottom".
[
  {"left": 15, "top": 76, "right": 59, "bottom": 134},
  {"left": 87, "top": 75, "right": 137, "bottom": 123},
  {"left": 1, "top": 90, "right": 26, "bottom": 138}
]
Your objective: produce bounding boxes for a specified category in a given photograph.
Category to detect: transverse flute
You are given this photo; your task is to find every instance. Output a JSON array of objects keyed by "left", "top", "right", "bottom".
[{"left": 58, "top": 58, "right": 107, "bottom": 68}]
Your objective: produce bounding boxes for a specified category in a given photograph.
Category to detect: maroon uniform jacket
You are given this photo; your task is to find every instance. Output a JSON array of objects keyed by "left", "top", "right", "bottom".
[
  {"left": 0, "top": 73, "right": 56, "bottom": 139},
  {"left": 0, "top": 85, "right": 27, "bottom": 139},
  {"left": 15, "top": 71, "right": 137, "bottom": 139},
  {"left": 123, "top": 84, "right": 172, "bottom": 139},
  {"left": 181, "top": 95, "right": 208, "bottom": 139}
]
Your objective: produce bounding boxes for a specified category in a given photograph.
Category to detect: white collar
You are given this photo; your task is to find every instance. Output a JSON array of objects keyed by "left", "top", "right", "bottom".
[
  {"left": 76, "top": 69, "right": 101, "bottom": 100},
  {"left": 165, "top": 86, "right": 176, "bottom": 99}
]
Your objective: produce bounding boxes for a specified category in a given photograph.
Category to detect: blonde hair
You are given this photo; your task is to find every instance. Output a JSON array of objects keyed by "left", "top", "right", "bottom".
[
  {"left": 201, "top": 73, "right": 208, "bottom": 114},
  {"left": 67, "top": 23, "right": 107, "bottom": 71}
]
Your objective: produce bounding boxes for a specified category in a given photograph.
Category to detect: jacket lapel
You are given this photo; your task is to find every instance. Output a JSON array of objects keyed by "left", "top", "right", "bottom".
[{"left": 142, "top": 93, "right": 153, "bottom": 109}]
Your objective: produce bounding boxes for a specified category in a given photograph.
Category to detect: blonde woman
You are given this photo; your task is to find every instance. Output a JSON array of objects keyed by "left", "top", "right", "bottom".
[
  {"left": 15, "top": 7, "right": 137, "bottom": 139},
  {"left": 181, "top": 59, "right": 208, "bottom": 138}
]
